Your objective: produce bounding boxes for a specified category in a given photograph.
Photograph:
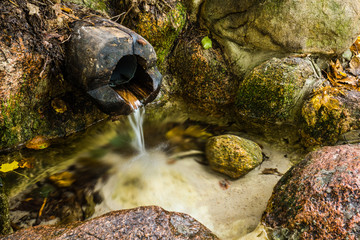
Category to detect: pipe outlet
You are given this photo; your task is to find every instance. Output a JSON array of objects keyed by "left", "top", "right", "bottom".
[{"left": 66, "top": 17, "right": 162, "bottom": 115}]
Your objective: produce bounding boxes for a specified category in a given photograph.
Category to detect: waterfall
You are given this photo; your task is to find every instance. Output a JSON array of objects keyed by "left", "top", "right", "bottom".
[{"left": 128, "top": 107, "right": 146, "bottom": 154}]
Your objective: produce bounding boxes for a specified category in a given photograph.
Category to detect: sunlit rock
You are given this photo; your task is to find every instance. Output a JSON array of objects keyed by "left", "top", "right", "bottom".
[
  {"left": 200, "top": 0, "right": 360, "bottom": 75},
  {"left": 205, "top": 135, "right": 262, "bottom": 178},
  {"left": 3, "top": 206, "right": 219, "bottom": 239},
  {"left": 236, "top": 57, "right": 322, "bottom": 123},
  {"left": 262, "top": 144, "right": 360, "bottom": 239}
]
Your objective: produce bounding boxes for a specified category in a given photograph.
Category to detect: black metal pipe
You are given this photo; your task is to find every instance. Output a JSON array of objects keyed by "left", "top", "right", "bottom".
[{"left": 66, "top": 17, "right": 162, "bottom": 115}]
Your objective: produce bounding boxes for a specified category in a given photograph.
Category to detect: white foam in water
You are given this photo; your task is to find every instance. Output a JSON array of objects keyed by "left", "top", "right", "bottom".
[
  {"left": 128, "top": 107, "right": 146, "bottom": 154},
  {"left": 94, "top": 113, "right": 293, "bottom": 239}
]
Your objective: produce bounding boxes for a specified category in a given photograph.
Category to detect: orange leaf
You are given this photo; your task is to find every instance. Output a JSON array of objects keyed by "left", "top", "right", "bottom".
[
  {"left": 26, "top": 136, "right": 50, "bottom": 150},
  {"left": 330, "top": 59, "right": 347, "bottom": 80},
  {"left": 350, "top": 35, "right": 360, "bottom": 54}
]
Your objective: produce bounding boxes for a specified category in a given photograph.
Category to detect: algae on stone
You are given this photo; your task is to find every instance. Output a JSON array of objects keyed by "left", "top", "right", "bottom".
[
  {"left": 205, "top": 135, "right": 262, "bottom": 179},
  {"left": 126, "top": 1, "right": 187, "bottom": 67},
  {"left": 236, "top": 57, "right": 321, "bottom": 123}
]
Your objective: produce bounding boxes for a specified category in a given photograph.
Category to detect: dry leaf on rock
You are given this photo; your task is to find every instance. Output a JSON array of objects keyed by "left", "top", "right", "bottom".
[{"left": 348, "top": 55, "right": 360, "bottom": 76}]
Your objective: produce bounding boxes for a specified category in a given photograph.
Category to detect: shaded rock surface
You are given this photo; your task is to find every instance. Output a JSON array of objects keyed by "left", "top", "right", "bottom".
[
  {"left": 0, "top": 179, "right": 11, "bottom": 235},
  {"left": 200, "top": 0, "right": 360, "bottom": 75},
  {"left": 205, "top": 135, "right": 262, "bottom": 178},
  {"left": 3, "top": 206, "right": 219, "bottom": 239},
  {"left": 169, "top": 27, "right": 237, "bottom": 119},
  {"left": 236, "top": 57, "right": 322, "bottom": 123},
  {"left": 262, "top": 144, "right": 360, "bottom": 239}
]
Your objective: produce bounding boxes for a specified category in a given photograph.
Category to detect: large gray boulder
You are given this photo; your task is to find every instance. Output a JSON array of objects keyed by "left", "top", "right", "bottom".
[{"left": 200, "top": 0, "right": 360, "bottom": 75}]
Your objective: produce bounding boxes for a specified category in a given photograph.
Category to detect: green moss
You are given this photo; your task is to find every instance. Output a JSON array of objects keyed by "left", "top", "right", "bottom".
[
  {"left": 134, "top": 3, "right": 186, "bottom": 67},
  {"left": 236, "top": 58, "right": 302, "bottom": 122}
]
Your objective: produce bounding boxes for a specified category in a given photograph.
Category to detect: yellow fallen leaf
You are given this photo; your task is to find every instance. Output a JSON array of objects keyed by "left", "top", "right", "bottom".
[
  {"left": 49, "top": 171, "right": 75, "bottom": 187},
  {"left": 0, "top": 161, "right": 19, "bottom": 173},
  {"left": 183, "top": 125, "right": 212, "bottom": 139}
]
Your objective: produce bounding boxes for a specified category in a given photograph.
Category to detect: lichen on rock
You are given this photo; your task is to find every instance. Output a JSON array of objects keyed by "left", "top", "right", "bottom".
[{"left": 205, "top": 134, "right": 262, "bottom": 178}]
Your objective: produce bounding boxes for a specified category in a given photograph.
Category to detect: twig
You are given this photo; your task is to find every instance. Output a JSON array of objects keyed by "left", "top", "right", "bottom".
[
  {"left": 0, "top": 49, "right": 7, "bottom": 62},
  {"left": 111, "top": 12, "right": 126, "bottom": 22},
  {"left": 39, "top": 55, "right": 50, "bottom": 78},
  {"left": 32, "top": 0, "right": 47, "bottom": 6},
  {"left": 8, "top": 0, "right": 19, "bottom": 7},
  {"left": 39, "top": 197, "right": 47, "bottom": 217},
  {"left": 61, "top": 34, "right": 72, "bottom": 44},
  {"left": 160, "top": 0, "right": 173, "bottom": 9},
  {"left": 120, "top": 5, "right": 134, "bottom": 25},
  {"left": 12, "top": 170, "right": 29, "bottom": 179}
]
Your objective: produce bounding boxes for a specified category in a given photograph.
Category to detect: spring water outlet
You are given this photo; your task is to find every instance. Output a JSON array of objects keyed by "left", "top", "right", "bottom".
[{"left": 66, "top": 16, "right": 162, "bottom": 115}]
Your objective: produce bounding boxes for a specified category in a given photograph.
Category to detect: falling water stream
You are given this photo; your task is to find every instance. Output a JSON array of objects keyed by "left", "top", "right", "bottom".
[{"left": 128, "top": 108, "right": 146, "bottom": 154}]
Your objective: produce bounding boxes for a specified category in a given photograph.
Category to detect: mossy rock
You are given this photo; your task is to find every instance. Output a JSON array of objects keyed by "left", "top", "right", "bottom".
[
  {"left": 262, "top": 144, "right": 360, "bottom": 239},
  {"left": 236, "top": 57, "right": 321, "bottom": 123},
  {"left": 168, "top": 29, "right": 237, "bottom": 117},
  {"left": 205, "top": 135, "right": 262, "bottom": 179},
  {"left": 0, "top": 0, "right": 107, "bottom": 151},
  {"left": 300, "top": 87, "right": 358, "bottom": 147},
  {"left": 120, "top": 0, "right": 186, "bottom": 69}
]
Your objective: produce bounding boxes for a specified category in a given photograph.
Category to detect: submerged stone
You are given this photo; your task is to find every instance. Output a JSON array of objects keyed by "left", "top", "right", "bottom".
[
  {"left": 205, "top": 135, "right": 262, "bottom": 178},
  {"left": 262, "top": 144, "right": 360, "bottom": 239},
  {"left": 3, "top": 206, "right": 219, "bottom": 239},
  {"left": 236, "top": 57, "right": 322, "bottom": 123}
]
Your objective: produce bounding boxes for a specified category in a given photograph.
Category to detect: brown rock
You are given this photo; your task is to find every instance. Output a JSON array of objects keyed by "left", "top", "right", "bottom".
[
  {"left": 262, "top": 144, "right": 360, "bottom": 239},
  {"left": 3, "top": 206, "right": 219, "bottom": 239}
]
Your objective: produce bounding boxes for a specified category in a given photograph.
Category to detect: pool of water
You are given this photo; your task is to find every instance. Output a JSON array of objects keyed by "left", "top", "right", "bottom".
[{"left": 7, "top": 107, "right": 298, "bottom": 239}]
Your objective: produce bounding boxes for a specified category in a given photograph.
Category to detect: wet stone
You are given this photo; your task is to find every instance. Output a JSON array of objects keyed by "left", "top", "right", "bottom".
[{"left": 3, "top": 206, "right": 219, "bottom": 239}]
